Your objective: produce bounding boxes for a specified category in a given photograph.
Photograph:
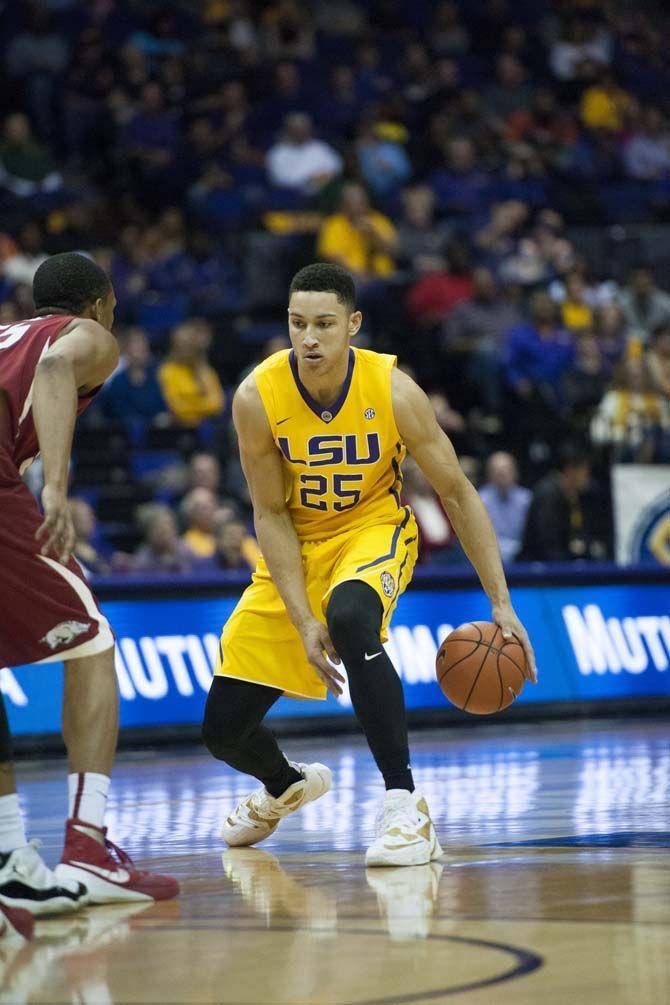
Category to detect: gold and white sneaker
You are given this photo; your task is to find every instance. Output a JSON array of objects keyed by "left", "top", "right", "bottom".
[
  {"left": 366, "top": 790, "right": 443, "bottom": 868},
  {"left": 222, "top": 762, "right": 332, "bottom": 848},
  {"left": 367, "top": 861, "right": 444, "bottom": 940}
]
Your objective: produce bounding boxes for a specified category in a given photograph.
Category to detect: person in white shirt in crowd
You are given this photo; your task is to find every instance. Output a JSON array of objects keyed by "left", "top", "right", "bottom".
[
  {"left": 479, "top": 452, "right": 531, "bottom": 564},
  {"left": 2, "top": 222, "right": 48, "bottom": 288},
  {"left": 265, "top": 112, "right": 342, "bottom": 194},
  {"left": 617, "top": 266, "right": 670, "bottom": 346}
]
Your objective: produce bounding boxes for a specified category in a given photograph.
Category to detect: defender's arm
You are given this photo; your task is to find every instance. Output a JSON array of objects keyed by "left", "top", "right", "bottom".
[
  {"left": 233, "top": 376, "right": 343, "bottom": 695},
  {"left": 33, "top": 319, "right": 119, "bottom": 562},
  {"left": 391, "top": 367, "right": 537, "bottom": 681}
]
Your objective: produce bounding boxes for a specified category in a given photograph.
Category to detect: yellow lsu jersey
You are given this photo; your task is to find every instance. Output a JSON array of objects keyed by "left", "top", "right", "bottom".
[{"left": 253, "top": 346, "right": 408, "bottom": 542}]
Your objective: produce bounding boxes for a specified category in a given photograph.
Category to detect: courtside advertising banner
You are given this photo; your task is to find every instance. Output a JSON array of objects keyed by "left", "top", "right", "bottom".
[
  {"left": 613, "top": 464, "right": 670, "bottom": 565},
  {"left": 4, "top": 575, "right": 670, "bottom": 736}
]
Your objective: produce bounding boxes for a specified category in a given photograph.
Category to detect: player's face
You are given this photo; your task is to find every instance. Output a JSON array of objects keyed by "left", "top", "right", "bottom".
[{"left": 287, "top": 291, "right": 361, "bottom": 374}]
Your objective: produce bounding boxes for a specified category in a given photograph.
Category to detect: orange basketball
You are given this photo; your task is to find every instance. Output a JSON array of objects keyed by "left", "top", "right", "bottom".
[{"left": 436, "top": 621, "right": 527, "bottom": 714}]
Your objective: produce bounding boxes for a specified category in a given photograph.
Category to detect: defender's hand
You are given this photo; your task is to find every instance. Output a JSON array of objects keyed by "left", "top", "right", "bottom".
[
  {"left": 299, "top": 618, "right": 344, "bottom": 698},
  {"left": 36, "top": 485, "right": 75, "bottom": 565},
  {"left": 492, "top": 603, "right": 537, "bottom": 684}
]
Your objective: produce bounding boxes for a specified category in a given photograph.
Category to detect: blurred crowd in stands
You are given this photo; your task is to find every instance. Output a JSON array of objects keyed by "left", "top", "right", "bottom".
[{"left": 3, "top": 0, "right": 670, "bottom": 575}]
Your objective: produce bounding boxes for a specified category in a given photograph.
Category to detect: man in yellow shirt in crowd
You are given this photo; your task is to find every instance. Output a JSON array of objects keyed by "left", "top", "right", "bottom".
[
  {"left": 158, "top": 319, "right": 225, "bottom": 427},
  {"left": 580, "top": 71, "right": 634, "bottom": 133},
  {"left": 317, "top": 183, "right": 398, "bottom": 279}
]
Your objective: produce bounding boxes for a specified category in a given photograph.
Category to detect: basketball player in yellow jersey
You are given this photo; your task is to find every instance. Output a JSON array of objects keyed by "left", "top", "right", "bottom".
[{"left": 203, "top": 263, "right": 537, "bottom": 867}]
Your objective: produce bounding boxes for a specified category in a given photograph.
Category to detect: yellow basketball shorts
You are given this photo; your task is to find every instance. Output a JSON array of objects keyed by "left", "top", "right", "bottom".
[{"left": 214, "top": 514, "right": 419, "bottom": 700}]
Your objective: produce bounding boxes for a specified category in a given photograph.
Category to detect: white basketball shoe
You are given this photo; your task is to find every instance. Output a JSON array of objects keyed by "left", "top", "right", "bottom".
[
  {"left": 222, "top": 762, "right": 332, "bottom": 848},
  {"left": 366, "top": 790, "right": 443, "bottom": 867},
  {"left": 0, "top": 842, "right": 88, "bottom": 916}
]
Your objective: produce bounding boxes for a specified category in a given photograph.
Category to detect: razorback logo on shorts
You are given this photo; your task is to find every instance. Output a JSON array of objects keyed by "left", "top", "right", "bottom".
[
  {"left": 41, "top": 620, "right": 91, "bottom": 650},
  {"left": 380, "top": 571, "right": 395, "bottom": 598}
]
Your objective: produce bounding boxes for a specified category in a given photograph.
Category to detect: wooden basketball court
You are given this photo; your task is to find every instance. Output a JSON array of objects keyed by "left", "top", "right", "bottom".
[{"left": 2, "top": 717, "right": 668, "bottom": 1004}]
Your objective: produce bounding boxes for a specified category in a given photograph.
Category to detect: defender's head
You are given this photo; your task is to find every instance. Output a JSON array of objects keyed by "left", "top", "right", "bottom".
[
  {"left": 288, "top": 263, "right": 362, "bottom": 373},
  {"left": 33, "top": 252, "right": 116, "bottom": 332}
]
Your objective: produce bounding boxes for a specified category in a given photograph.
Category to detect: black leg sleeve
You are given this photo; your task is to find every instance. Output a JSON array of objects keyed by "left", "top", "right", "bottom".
[
  {"left": 327, "top": 581, "right": 414, "bottom": 792},
  {"left": 202, "top": 677, "right": 302, "bottom": 797}
]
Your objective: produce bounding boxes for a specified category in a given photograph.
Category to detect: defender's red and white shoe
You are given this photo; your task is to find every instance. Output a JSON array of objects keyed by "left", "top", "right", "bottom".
[
  {"left": 55, "top": 820, "right": 179, "bottom": 905},
  {"left": 0, "top": 901, "right": 34, "bottom": 942}
]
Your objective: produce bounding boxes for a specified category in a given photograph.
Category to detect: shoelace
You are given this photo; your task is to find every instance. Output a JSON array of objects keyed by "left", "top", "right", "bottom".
[
  {"left": 101, "top": 830, "right": 135, "bottom": 867},
  {"left": 375, "top": 799, "right": 418, "bottom": 838},
  {"left": 248, "top": 788, "right": 280, "bottom": 819}
]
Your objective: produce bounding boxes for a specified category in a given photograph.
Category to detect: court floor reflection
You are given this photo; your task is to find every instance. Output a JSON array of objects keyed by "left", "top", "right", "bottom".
[{"left": 4, "top": 717, "right": 669, "bottom": 1003}]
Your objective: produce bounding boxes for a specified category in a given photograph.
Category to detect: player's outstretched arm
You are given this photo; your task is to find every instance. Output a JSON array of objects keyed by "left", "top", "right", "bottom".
[
  {"left": 233, "top": 376, "right": 344, "bottom": 696},
  {"left": 33, "top": 320, "right": 119, "bottom": 563},
  {"left": 391, "top": 368, "right": 537, "bottom": 682}
]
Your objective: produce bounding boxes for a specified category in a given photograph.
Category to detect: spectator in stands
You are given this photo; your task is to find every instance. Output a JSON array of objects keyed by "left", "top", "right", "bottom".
[
  {"left": 356, "top": 119, "right": 411, "bottom": 198},
  {"left": 266, "top": 113, "right": 342, "bottom": 194},
  {"left": 595, "top": 302, "right": 627, "bottom": 368},
  {"left": 504, "top": 291, "right": 575, "bottom": 407},
  {"left": 519, "top": 445, "right": 593, "bottom": 562},
  {"left": 122, "top": 82, "right": 180, "bottom": 199},
  {"left": 648, "top": 324, "right": 670, "bottom": 398},
  {"left": 484, "top": 55, "right": 534, "bottom": 123},
  {"left": 317, "top": 182, "right": 398, "bottom": 279},
  {"left": 261, "top": 1, "right": 316, "bottom": 61},
  {"left": 430, "top": 2, "right": 470, "bottom": 57},
  {"left": 562, "top": 333, "right": 610, "bottom": 427},
  {"left": 549, "top": 16, "right": 613, "bottom": 82},
  {"left": 557, "top": 270, "right": 594, "bottom": 333},
  {"left": 474, "top": 200, "right": 530, "bottom": 275},
  {"left": 406, "top": 240, "right": 473, "bottom": 329},
  {"left": 5, "top": 7, "right": 69, "bottom": 140},
  {"left": 210, "top": 517, "right": 260, "bottom": 571},
  {"left": 479, "top": 452, "right": 531, "bottom": 564},
  {"left": 188, "top": 452, "right": 222, "bottom": 494},
  {"left": 396, "top": 185, "right": 451, "bottom": 274},
  {"left": 100, "top": 328, "right": 168, "bottom": 430},
  {"left": 429, "top": 137, "right": 491, "bottom": 217},
  {"left": 591, "top": 356, "right": 670, "bottom": 463},
  {"left": 0, "top": 113, "right": 62, "bottom": 197},
  {"left": 442, "top": 266, "right": 520, "bottom": 416},
  {"left": 402, "top": 457, "right": 456, "bottom": 563},
  {"left": 69, "top": 498, "right": 110, "bottom": 576},
  {"left": 133, "top": 503, "right": 194, "bottom": 574},
  {"left": 579, "top": 71, "right": 634, "bottom": 132},
  {"left": 181, "top": 487, "right": 219, "bottom": 559},
  {"left": 622, "top": 106, "right": 670, "bottom": 181},
  {"left": 158, "top": 320, "right": 225, "bottom": 428},
  {"left": 618, "top": 266, "right": 670, "bottom": 345},
  {"left": 322, "top": 65, "right": 360, "bottom": 136},
  {"left": 2, "top": 222, "right": 48, "bottom": 287}
]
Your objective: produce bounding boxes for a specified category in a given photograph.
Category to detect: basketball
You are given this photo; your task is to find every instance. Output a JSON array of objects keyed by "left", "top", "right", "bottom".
[{"left": 436, "top": 621, "right": 527, "bottom": 715}]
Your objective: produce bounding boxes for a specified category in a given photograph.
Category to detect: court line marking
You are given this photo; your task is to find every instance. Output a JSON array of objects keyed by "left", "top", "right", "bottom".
[{"left": 130, "top": 922, "right": 543, "bottom": 1003}]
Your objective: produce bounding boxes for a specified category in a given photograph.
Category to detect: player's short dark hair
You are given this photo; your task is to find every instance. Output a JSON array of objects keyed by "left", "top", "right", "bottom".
[
  {"left": 289, "top": 263, "right": 356, "bottom": 312},
  {"left": 33, "top": 252, "right": 112, "bottom": 314}
]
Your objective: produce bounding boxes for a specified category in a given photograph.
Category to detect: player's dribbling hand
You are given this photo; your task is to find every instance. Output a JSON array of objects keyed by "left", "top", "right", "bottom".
[
  {"left": 299, "top": 618, "right": 345, "bottom": 698},
  {"left": 492, "top": 603, "right": 538, "bottom": 684},
  {"left": 36, "top": 485, "right": 75, "bottom": 565}
]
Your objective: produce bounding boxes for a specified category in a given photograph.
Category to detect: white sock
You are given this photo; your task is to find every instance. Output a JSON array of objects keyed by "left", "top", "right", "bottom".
[
  {"left": 0, "top": 793, "right": 27, "bottom": 853},
  {"left": 67, "top": 773, "right": 110, "bottom": 831}
]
